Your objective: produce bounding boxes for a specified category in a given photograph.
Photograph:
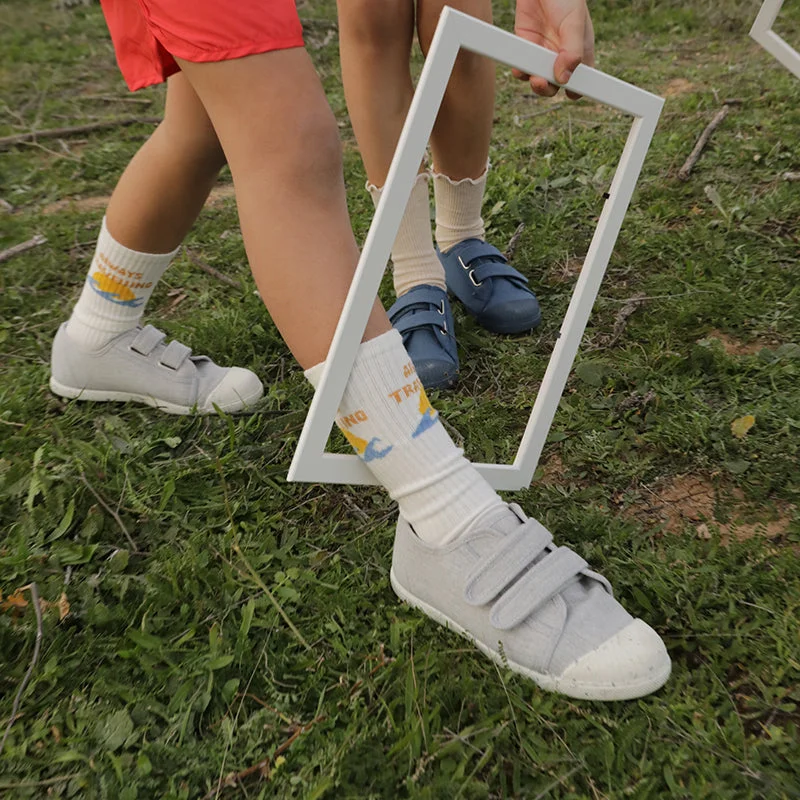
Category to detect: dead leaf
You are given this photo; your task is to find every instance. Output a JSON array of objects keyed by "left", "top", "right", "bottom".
[
  {"left": 57, "top": 592, "right": 70, "bottom": 621},
  {"left": 731, "top": 415, "right": 755, "bottom": 439},
  {"left": 1, "top": 590, "right": 29, "bottom": 612}
]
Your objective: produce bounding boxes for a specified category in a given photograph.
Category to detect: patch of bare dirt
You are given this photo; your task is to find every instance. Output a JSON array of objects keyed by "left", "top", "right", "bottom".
[
  {"left": 702, "top": 330, "right": 765, "bottom": 356},
  {"left": 539, "top": 454, "right": 566, "bottom": 486},
  {"left": 547, "top": 256, "right": 583, "bottom": 284},
  {"left": 663, "top": 78, "right": 697, "bottom": 97},
  {"left": 628, "top": 473, "right": 795, "bottom": 545}
]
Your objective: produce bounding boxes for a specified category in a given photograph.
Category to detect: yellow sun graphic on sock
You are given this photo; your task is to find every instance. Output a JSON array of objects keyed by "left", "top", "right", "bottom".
[
  {"left": 418, "top": 388, "right": 434, "bottom": 416},
  {"left": 89, "top": 270, "right": 140, "bottom": 306}
]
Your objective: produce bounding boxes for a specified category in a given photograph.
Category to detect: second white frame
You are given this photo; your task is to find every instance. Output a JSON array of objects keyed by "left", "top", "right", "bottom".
[{"left": 751, "top": 0, "right": 800, "bottom": 79}]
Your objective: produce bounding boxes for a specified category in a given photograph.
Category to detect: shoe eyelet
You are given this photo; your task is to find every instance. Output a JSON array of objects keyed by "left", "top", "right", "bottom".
[
  {"left": 469, "top": 269, "right": 483, "bottom": 287},
  {"left": 437, "top": 300, "right": 445, "bottom": 315},
  {"left": 458, "top": 256, "right": 471, "bottom": 271},
  {"left": 439, "top": 319, "right": 448, "bottom": 336}
]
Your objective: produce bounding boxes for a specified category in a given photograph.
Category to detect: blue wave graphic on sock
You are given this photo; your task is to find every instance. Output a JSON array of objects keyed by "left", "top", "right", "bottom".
[
  {"left": 363, "top": 438, "right": 393, "bottom": 462},
  {"left": 91, "top": 291, "right": 144, "bottom": 307},
  {"left": 412, "top": 409, "right": 438, "bottom": 439},
  {"left": 88, "top": 276, "right": 144, "bottom": 307}
]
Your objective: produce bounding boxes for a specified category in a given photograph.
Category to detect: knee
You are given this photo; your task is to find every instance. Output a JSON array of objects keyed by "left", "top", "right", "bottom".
[
  {"left": 450, "top": 48, "right": 492, "bottom": 85},
  {"left": 340, "top": 0, "right": 409, "bottom": 52},
  {"left": 233, "top": 102, "right": 343, "bottom": 195},
  {"left": 283, "top": 106, "right": 344, "bottom": 191}
]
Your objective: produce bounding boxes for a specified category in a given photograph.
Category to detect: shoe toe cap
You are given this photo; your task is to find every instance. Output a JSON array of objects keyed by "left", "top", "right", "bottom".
[
  {"left": 415, "top": 358, "right": 459, "bottom": 390},
  {"left": 557, "top": 619, "right": 671, "bottom": 701},
  {"left": 480, "top": 295, "right": 542, "bottom": 334},
  {"left": 203, "top": 367, "right": 264, "bottom": 413}
]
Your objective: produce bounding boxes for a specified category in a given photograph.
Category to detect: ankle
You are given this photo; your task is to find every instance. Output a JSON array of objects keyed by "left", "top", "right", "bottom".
[
  {"left": 368, "top": 174, "right": 446, "bottom": 296},
  {"left": 433, "top": 163, "right": 489, "bottom": 253},
  {"left": 64, "top": 217, "right": 178, "bottom": 350}
]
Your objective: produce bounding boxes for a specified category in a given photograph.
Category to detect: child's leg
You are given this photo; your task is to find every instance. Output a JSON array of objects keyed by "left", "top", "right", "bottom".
[
  {"left": 417, "top": 0, "right": 542, "bottom": 335},
  {"left": 171, "top": 49, "right": 670, "bottom": 700},
  {"left": 173, "top": 49, "right": 390, "bottom": 369},
  {"left": 337, "top": 1, "right": 458, "bottom": 389},
  {"left": 417, "top": 0, "right": 495, "bottom": 183},
  {"left": 53, "top": 73, "right": 263, "bottom": 414},
  {"left": 105, "top": 72, "right": 226, "bottom": 254}
]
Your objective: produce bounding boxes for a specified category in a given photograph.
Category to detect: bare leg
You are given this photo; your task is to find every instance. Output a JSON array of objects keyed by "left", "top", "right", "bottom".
[
  {"left": 337, "top": 0, "right": 494, "bottom": 182},
  {"left": 417, "top": 0, "right": 495, "bottom": 180},
  {"left": 174, "top": 49, "right": 389, "bottom": 369},
  {"left": 105, "top": 72, "right": 227, "bottom": 253},
  {"left": 337, "top": 0, "right": 417, "bottom": 186}
]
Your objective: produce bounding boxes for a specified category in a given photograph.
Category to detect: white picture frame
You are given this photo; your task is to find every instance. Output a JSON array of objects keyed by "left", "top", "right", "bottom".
[
  {"left": 750, "top": 0, "right": 800, "bottom": 78},
  {"left": 289, "top": 7, "right": 664, "bottom": 490}
]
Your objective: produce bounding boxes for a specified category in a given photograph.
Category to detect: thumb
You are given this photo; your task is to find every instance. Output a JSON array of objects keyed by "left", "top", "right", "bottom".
[{"left": 552, "top": 10, "right": 586, "bottom": 84}]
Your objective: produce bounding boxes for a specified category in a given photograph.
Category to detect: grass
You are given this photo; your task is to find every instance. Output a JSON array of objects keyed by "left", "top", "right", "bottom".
[{"left": 1, "top": 0, "right": 799, "bottom": 797}]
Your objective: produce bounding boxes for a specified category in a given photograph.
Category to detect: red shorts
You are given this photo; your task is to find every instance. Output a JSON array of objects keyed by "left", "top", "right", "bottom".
[{"left": 100, "top": 0, "right": 305, "bottom": 91}]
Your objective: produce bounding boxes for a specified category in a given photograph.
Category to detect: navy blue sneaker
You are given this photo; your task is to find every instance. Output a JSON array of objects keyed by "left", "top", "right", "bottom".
[
  {"left": 438, "top": 238, "right": 541, "bottom": 334},
  {"left": 388, "top": 284, "right": 459, "bottom": 390}
]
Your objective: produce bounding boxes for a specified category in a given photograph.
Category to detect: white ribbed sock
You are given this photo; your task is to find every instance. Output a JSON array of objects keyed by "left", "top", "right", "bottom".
[
  {"left": 368, "top": 172, "right": 446, "bottom": 297},
  {"left": 305, "top": 329, "right": 504, "bottom": 545},
  {"left": 432, "top": 163, "right": 489, "bottom": 253},
  {"left": 66, "top": 217, "right": 180, "bottom": 350}
]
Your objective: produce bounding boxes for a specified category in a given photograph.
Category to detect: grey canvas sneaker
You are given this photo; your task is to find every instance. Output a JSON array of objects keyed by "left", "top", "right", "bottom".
[
  {"left": 391, "top": 503, "right": 671, "bottom": 701},
  {"left": 50, "top": 322, "right": 264, "bottom": 415}
]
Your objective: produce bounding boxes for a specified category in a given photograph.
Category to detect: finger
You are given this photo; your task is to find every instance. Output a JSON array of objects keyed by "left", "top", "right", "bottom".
[
  {"left": 552, "top": 8, "right": 587, "bottom": 84},
  {"left": 584, "top": 13, "right": 596, "bottom": 69},
  {"left": 529, "top": 76, "right": 559, "bottom": 97},
  {"left": 565, "top": 13, "right": 595, "bottom": 100},
  {"left": 512, "top": 68, "right": 530, "bottom": 82}
]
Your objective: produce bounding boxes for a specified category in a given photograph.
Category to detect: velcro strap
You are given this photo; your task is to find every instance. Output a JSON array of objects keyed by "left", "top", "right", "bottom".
[
  {"left": 130, "top": 325, "right": 166, "bottom": 357},
  {"left": 389, "top": 288, "right": 447, "bottom": 318},
  {"left": 463, "top": 519, "right": 552, "bottom": 606},
  {"left": 392, "top": 310, "right": 448, "bottom": 335},
  {"left": 489, "top": 546, "right": 588, "bottom": 631},
  {"left": 451, "top": 240, "right": 507, "bottom": 267},
  {"left": 471, "top": 261, "right": 529, "bottom": 285},
  {"left": 159, "top": 340, "right": 192, "bottom": 370}
]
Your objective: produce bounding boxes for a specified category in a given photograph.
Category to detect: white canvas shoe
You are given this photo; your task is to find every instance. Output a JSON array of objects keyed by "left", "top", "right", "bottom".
[
  {"left": 391, "top": 503, "right": 671, "bottom": 701},
  {"left": 50, "top": 323, "right": 264, "bottom": 415}
]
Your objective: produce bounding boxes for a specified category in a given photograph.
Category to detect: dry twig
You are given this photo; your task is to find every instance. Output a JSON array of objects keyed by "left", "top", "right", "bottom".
[
  {"left": 0, "top": 198, "right": 14, "bottom": 213},
  {"left": 678, "top": 105, "right": 730, "bottom": 181},
  {"left": 608, "top": 292, "right": 647, "bottom": 345},
  {"left": 0, "top": 583, "right": 44, "bottom": 757},
  {"left": 0, "top": 234, "right": 47, "bottom": 265},
  {"left": 504, "top": 222, "right": 526, "bottom": 261},
  {"left": 0, "top": 117, "right": 162, "bottom": 150},
  {"left": 184, "top": 248, "right": 242, "bottom": 290},
  {"left": 78, "top": 93, "right": 154, "bottom": 106},
  {"left": 515, "top": 101, "right": 565, "bottom": 121}
]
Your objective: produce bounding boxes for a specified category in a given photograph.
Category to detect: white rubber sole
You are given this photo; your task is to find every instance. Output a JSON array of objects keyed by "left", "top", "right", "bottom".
[
  {"left": 49, "top": 376, "right": 263, "bottom": 416},
  {"left": 390, "top": 567, "right": 671, "bottom": 702}
]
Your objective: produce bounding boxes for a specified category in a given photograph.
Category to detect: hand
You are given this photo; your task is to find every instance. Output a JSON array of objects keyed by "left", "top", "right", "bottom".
[{"left": 512, "top": 0, "right": 595, "bottom": 99}]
